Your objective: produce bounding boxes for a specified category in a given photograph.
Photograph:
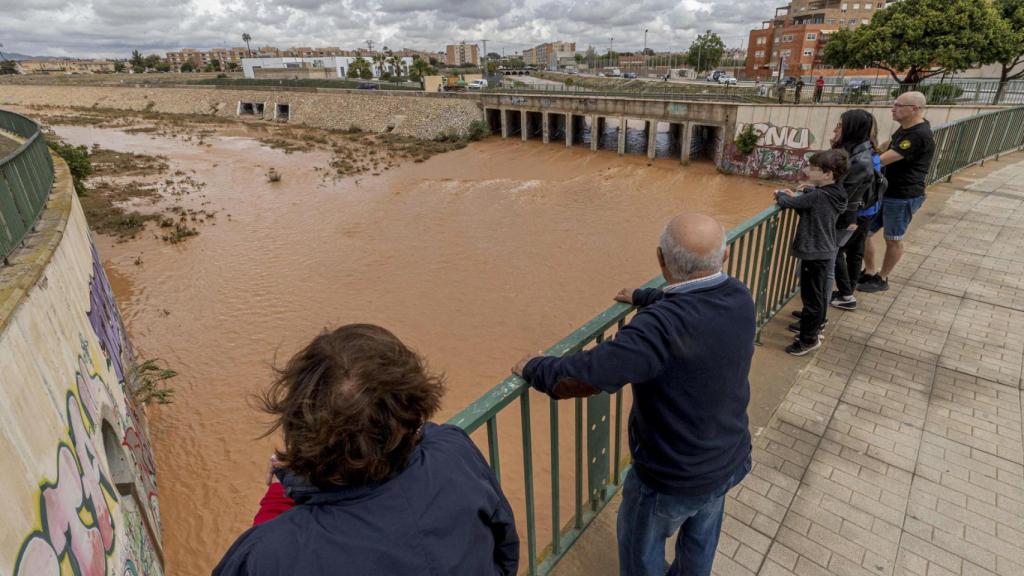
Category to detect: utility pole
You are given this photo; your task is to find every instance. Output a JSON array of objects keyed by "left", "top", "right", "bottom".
[
  {"left": 609, "top": 37, "right": 614, "bottom": 69},
  {"left": 366, "top": 40, "right": 374, "bottom": 53},
  {"left": 480, "top": 39, "right": 488, "bottom": 77},
  {"left": 643, "top": 29, "right": 648, "bottom": 77}
]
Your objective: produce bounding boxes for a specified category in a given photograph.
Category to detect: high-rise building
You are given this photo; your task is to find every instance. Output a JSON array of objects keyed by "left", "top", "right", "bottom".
[
  {"left": 523, "top": 41, "right": 576, "bottom": 68},
  {"left": 445, "top": 43, "right": 479, "bottom": 66},
  {"left": 744, "top": 0, "right": 898, "bottom": 80}
]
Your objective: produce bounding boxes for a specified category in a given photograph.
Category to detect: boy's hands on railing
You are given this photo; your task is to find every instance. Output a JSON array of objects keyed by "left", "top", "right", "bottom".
[{"left": 614, "top": 288, "right": 635, "bottom": 304}]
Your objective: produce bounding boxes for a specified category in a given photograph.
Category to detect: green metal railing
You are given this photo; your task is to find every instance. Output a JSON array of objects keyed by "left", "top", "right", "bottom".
[
  {"left": 447, "top": 105, "right": 1024, "bottom": 575},
  {"left": 0, "top": 110, "right": 54, "bottom": 263},
  {"left": 927, "top": 106, "right": 1024, "bottom": 185}
]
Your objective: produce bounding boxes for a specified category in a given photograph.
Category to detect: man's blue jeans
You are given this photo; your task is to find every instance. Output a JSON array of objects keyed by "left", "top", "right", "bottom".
[{"left": 617, "top": 456, "right": 751, "bottom": 576}]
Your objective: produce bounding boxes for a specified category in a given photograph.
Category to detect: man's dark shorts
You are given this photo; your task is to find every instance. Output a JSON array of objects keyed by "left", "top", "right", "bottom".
[{"left": 868, "top": 195, "right": 926, "bottom": 240}]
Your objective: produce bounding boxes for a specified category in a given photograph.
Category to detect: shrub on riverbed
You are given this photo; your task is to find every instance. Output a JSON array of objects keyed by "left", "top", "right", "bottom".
[{"left": 48, "top": 140, "right": 92, "bottom": 195}]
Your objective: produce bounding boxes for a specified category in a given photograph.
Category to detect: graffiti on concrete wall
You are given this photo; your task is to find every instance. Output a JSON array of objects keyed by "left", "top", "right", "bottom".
[
  {"left": 11, "top": 242, "right": 161, "bottom": 576},
  {"left": 87, "top": 244, "right": 160, "bottom": 529},
  {"left": 721, "top": 122, "right": 818, "bottom": 181},
  {"left": 13, "top": 348, "right": 118, "bottom": 576}
]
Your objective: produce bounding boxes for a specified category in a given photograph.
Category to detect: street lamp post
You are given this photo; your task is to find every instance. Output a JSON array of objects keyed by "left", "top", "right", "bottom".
[{"left": 643, "top": 29, "right": 648, "bottom": 77}]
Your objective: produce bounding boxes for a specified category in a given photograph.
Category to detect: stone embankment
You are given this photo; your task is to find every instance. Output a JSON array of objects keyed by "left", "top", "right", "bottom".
[{"left": 0, "top": 84, "right": 482, "bottom": 140}]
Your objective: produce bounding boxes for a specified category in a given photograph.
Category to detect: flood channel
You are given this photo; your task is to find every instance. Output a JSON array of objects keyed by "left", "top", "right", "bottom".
[{"left": 52, "top": 123, "right": 776, "bottom": 575}]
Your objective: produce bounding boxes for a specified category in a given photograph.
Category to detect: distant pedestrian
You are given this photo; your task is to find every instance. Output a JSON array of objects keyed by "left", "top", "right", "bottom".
[
  {"left": 777, "top": 83, "right": 786, "bottom": 104},
  {"left": 775, "top": 150, "right": 849, "bottom": 355},
  {"left": 859, "top": 91, "right": 934, "bottom": 293},
  {"left": 794, "top": 79, "right": 805, "bottom": 103},
  {"left": 814, "top": 76, "right": 825, "bottom": 103},
  {"left": 514, "top": 213, "right": 754, "bottom": 576}
]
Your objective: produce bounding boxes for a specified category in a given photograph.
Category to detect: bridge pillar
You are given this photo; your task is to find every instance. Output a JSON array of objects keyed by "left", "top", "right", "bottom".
[
  {"left": 500, "top": 108, "right": 509, "bottom": 139},
  {"left": 521, "top": 110, "right": 529, "bottom": 142},
  {"left": 681, "top": 123, "right": 693, "bottom": 165},
  {"left": 542, "top": 112, "right": 550, "bottom": 144},
  {"left": 646, "top": 120, "right": 657, "bottom": 160},
  {"left": 590, "top": 115, "right": 599, "bottom": 151},
  {"left": 565, "top": 113, "right": 573, "bottom": 147},
  {"left": 617, "top": 116, "right": 626, "bottom": 155}
]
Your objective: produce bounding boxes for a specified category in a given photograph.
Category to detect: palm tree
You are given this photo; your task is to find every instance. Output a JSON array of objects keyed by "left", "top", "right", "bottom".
[
  {"left": 388, "top": 54, "right": 404, "bottom": 77},
  {"left": 372, "top": 52, "right": 387, "bottom": 78},
  {"left": 242, "top": 33, "right": 252, "bottom": 57},
  {"left": 410, "top": 57, "right": 432, "bottom": 83}
]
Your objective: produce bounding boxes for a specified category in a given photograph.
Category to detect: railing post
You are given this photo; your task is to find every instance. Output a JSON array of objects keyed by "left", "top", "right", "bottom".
[{"left": 754, "top": 216, "right": 781, "bottom": 340}]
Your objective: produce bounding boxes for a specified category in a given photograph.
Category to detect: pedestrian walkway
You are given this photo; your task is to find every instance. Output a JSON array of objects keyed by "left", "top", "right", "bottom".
[
  {"left": 714, "top": 154, "right": 1024, "bottom": 576},
  {"left": 548, "top": 153, "right": 1024, "bottom": 576}
]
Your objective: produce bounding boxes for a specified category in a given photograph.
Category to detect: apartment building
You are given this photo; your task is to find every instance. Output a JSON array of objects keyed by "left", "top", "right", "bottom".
[
  {"left": 745, "top": 0, "right": 897, "bottom": 79},
  {"left": 445, "top": 43, "right": 479, "bottom": 66},
  {"left": 166, "top": 46, "right": 363, "bottom": 71},
  {"left": 522, "top": 41, "right": 576, "bottom": 68}
]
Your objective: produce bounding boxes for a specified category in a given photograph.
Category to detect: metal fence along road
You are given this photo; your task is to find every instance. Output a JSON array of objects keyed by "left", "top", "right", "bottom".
[
  {"left": 447, "top": 104, "right": 1024, "bottom": 575},
  {"left": 485, "top": 78, "right": 1024, "bottom": 106},
  {"left": 0, "top": 110, "right": 54, "bottom": 263}
]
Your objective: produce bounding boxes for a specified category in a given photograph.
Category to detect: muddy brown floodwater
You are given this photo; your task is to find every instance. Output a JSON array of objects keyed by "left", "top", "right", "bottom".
[{"left": 53, "top": 123, "right": 776, "bottom": 576}]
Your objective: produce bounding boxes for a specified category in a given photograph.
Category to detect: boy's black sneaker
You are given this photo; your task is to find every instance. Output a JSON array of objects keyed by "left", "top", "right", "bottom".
[
  {"left": 788, "top": 319, "right": 828, "bottom": 334},
  {"left": 791, "top": 310, "right": 803, "bottom": 319},
  {"left": 785, "top": 338, "right": 821, "bottom": 356},
  {"left": 831, "top": 294, "right": 858, "bottom": 310},
  {"left": 858, "top": 274, "right": 889, "bottom": 293}
]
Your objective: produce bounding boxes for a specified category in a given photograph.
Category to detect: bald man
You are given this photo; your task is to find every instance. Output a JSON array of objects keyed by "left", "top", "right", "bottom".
[
  {"left": 513, "top": 213, "right": 755, "bottom": 576},
  {"left": 859, "top": 91, "right": 934, "bottom": 292}
]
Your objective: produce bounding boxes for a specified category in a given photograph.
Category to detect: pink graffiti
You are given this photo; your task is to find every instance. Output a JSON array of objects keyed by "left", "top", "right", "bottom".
[{"left": 14, "top": 394, "right": 117, "bottom": 576}]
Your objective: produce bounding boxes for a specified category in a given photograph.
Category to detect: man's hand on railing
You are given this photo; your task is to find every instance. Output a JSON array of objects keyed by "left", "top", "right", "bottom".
[
  {"left": 512, "top": 351, "right": 543, "bottom": 378},
  {"left": 614, "top": 288, "right": 635, "bottom": 304}
]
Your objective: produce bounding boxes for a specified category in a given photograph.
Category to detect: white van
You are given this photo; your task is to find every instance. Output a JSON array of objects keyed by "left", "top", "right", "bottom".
[{"left": 467, "top": 79, "right": 489, "bottom": 90}]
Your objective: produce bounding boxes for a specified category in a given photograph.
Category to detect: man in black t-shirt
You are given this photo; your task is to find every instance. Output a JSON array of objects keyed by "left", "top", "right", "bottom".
[{"left": 859, "top": 91, "right": 934, "bottom": 293}]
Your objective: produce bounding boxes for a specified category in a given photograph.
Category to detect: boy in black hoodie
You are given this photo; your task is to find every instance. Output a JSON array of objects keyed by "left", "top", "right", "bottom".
[{"left": 775, "top": 149, "right": 849, "bottom": 356}]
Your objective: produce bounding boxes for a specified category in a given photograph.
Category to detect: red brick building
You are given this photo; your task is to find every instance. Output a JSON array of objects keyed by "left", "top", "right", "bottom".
[{"left": 745, "top": 0, "right": 896, "bottom": 80}]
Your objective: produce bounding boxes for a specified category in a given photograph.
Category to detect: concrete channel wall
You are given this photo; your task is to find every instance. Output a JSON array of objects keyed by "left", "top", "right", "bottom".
[
  {"left": 0, "top": 153, "right": 163, "bottom": 576},
  {"left": 724, "top": 104, "right": 1001, "bottom": 180},
  {"left": 0, "top": 84, "right": 483, "bottom": 140}
]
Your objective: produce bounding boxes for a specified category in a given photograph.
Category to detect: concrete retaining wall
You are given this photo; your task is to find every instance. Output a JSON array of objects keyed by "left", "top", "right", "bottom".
[
  {"left": 723, "top": 104, "right": 1001, "bottom": 180},
  {"left": 0, "top": 84, "right": 483, "bottom": 140},
  {"left": 1, "top": 153, "right": 163, "bottom": 576}
]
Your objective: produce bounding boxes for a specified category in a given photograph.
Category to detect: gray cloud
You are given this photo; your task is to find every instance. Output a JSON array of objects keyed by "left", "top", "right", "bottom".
[{"left": 0, "top": 0, "right": 775, "bottom": 59}]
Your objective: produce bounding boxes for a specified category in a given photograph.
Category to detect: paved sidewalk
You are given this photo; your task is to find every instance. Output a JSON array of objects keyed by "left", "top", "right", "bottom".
[{"left": 714, "top": 155, "right": 1024, "bottom": 576}]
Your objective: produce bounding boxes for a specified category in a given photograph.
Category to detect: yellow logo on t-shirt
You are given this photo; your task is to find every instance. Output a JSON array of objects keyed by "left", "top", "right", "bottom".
[{"left": 899, "top": 139, "right": 912, "bottom": 150}]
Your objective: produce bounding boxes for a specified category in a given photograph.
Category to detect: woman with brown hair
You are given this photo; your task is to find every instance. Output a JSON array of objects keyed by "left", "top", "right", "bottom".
[{"left": 214, "top": 324, "right": 519, "bottom": 576}]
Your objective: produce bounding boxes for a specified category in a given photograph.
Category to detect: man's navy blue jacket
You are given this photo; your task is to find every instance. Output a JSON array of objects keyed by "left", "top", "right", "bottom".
[
  {"left": 523, "top": 274, "right": 754, "bottom": 496},
  {"left": 213, "top": 424, "right": 519, "bottom": 576}
]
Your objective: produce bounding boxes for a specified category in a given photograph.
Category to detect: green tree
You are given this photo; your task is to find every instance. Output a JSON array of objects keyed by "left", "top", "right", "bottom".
[
  {"left": 994, "top": 0, "right": 1024, "bottom": 102},
  {"left": 685, "top": 32, "right": 725, "bottom": 72},
  {"left": 203, "top": 58, "right": 222, "bottom": 72},
  {"left": 507, "top": 57, "right": 525, "bottom": 69},
  {"left": 180, "top": 62, "right": 194, "bottom": 73},
  {"left": 0, "top": 60, "right": 18, "bottom": 75},
  {"left": 824, "top": 0, "right": 1012, "bottom": 86},
  {"left": 409, "top": 57, "right": 432, "bottom": 81},
  {"left": 112, "top": 60, "right": 126, "bottom": 73},
  {"left": 242, "top": 32, "right": 253, "bottom": 57},
  {"left": 226, "top": 62, "right": 240, "bottom": 72},
  {"left": 154, "top": 61, "right": 170, "bottom": 73},
  {"left": 143, "top": 54, "right": 161, "bottom": 70},
  {"left": 129, "top": 49, "right": 145, "bottom": 73}
]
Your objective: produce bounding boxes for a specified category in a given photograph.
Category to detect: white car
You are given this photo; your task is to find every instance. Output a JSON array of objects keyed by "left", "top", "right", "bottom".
[
  {"left": 467, "top": 79, "right": 488, "bottom": 90},
  {"left": 718, "top": 75, "right": 737, "bottom": 85}
]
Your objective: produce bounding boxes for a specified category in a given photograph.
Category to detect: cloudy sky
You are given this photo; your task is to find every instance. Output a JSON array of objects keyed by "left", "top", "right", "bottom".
[{"left": 2, "top": 0, "right": 777, "bottom": 59}]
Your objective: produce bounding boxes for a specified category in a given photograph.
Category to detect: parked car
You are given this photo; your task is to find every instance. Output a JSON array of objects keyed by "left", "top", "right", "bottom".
[
  {"left": 357, "top": 83, "right": 379, "bottom": 90},
  {"left": 718, "top": 75, "right": 738, "bottom": 85},
  {"left": 623, "top": 72, "right": 637, "bottom": 79},
  {"left": 705, "top": 70, "right": 724, "bottom": 82},
  {"left": 782, "top": 76, "right": 798, "bottom": 87},
  {"left": 597, "top": 72, "right": 606, "bottom": 77},
  {"left": 467, "top": 79, "right": 489, "bottom": 90}
]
